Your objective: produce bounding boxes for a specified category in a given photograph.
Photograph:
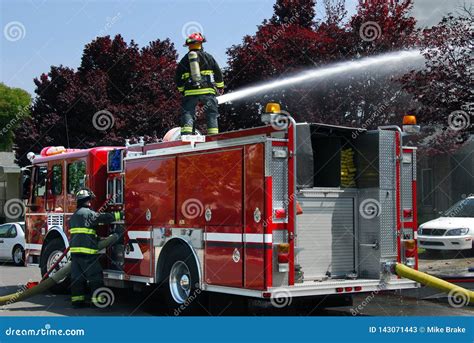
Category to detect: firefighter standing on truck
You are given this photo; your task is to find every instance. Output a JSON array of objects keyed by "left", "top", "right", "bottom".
[
  {"left": 69, "top": 189, "right": 122, "bottom": 308},
  {"left": 175, "top": 32, "right": 224, "bottom": 135}
]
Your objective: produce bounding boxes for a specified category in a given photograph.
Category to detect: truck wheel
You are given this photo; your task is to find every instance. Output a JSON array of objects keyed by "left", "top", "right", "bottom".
[
  {"left": 12, "top": 245, "right": 25, "bottom": 266},
  {"left": 40, "top": 238, "right": 70, "bottom": 294},
  {"left": 160, "top": 247, "right": 204, "bottom": 315}
]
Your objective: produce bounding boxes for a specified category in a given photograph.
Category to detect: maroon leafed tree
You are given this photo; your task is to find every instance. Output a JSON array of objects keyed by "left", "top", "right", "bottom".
[
  {"left": 14, "top": 35, "right": 180, "bottom": 166},
  {"left": 400, "top": 7, "right": 473, "bottom": 154},
  {"left": 220, "top": 0, "right": 418, "bottom": 132}
]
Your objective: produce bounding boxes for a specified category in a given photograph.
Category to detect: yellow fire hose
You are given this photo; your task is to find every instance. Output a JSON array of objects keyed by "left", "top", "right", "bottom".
[
  {"left": 0, "top": 234, "right": 118, "bottom": 306},
  {"left": 395, "top": 263, "right": 474, "bottom": 304}
]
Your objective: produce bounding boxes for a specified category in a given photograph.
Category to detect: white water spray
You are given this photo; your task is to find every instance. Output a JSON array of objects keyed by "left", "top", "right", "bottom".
[{"left": 217, "top": 50, "right": 422, "bottom": 105}]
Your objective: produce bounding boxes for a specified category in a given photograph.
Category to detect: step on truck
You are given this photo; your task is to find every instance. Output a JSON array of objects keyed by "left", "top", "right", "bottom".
[{"left": 22, "top": 104, "right": 419, "bottom": 312}]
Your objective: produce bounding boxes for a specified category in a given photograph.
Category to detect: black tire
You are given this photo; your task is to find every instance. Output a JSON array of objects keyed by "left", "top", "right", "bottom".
[
  {"left": 159, "top": 247, "right": 205, "bottom": 315},
  {"left": 40, "top": 238, "right": 70, "bottom": 294},
  {"left": 12, "top": 245, "right": 25, "bottom": 266}
]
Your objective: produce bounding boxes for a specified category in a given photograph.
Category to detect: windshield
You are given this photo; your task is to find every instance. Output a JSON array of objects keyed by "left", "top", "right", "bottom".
[{"left": 443, "top": 198, "right": 474, "bottom": 218}]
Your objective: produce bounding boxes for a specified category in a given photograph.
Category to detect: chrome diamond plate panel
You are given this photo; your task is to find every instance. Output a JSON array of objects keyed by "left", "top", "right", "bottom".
[
  {"left": 273, "top": 230, "right": 288, "bottom": 244},
  {"left": 379, "top": 130, "right": 396, "bottom": 190},
  {"left": 378, "top": 131, "right": 397, "bottom": 258},
  {"left": 270, "top": 146, "right": 288, "bottom": 223},
  {"left": 412, "top": 149, "right": 417, "bottom": 180},
  {"left": 379, "top": 189, "right": 397, "bottom": 257}
]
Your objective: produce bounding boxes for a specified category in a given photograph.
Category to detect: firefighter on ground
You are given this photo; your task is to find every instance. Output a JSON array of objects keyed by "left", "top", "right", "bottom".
[
  {"left": 69, "top": 189, "right": 123, "bottom": 308},
  {"left": 175, "top": 32, "right": 224, "bottom": 135}
]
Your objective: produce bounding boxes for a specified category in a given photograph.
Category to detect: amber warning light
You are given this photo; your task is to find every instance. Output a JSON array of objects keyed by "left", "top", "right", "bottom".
[
  {"left": 262, "top": 102, "right": 283, "bottom": 125},
  {"left": 265, "top": 102, "right": 281, "bottom": 113},
  {"left": 402, "top": 114, "right": 420, "bottom": 134}
]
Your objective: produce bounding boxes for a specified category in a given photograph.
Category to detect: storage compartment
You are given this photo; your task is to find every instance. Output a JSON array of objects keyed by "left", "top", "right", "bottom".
[
  {"left": 296, "top": 123, "right": 376, "bottom": 189},
  {"left": 294, "top": 125, "right": 399, "bottom": 282}
]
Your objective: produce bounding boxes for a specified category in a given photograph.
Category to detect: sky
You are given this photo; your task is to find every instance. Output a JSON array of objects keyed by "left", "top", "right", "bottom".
[{"left": 0, "top": 0, "right": 467, "bottom": 95}]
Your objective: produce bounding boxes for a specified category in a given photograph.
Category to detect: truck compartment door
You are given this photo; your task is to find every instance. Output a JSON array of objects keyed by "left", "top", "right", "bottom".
[
  {"left": 243, "top": 144, "right": 265, "bottom": 290},
  {"left": 177, "top": 148, "right": 244, "bottom": 287},
  {"left": 204, "top": 225, "right": 243, "bottom": 287},
  {"left": 124, "top": 157, "right": 177, "bottom": 278}
]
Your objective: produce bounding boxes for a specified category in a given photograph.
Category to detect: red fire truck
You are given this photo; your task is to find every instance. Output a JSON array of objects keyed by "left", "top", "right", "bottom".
[{"left": 22, "top": 104, "right": 419, "bottom": 312}]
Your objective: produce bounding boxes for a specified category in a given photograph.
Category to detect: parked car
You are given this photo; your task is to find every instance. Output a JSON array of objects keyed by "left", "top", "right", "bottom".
[
  {"left": 0, "top": 222, "right": 26, "bottom": 266},
  {"left": 418, "top": 197, "right": 474, "bottom": 252}
]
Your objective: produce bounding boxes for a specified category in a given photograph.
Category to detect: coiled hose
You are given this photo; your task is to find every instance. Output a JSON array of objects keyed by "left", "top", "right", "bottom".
[{"left": 0, "top": 234, "right": 118, "bottom": 306}]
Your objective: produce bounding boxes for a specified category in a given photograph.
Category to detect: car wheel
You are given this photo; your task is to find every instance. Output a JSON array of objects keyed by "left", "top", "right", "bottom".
[
  {"left": 40, "top": 238, "right": 70, "bottom": 294},
  {"left": 12, "top": 245, "right": 25, "bottom": 266},
  {"left": 159, "top": 247, "right": 205, "bottom": 315}
]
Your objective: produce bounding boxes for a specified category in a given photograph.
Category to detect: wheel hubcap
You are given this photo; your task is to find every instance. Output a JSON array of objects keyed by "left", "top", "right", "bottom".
[
  {"left": 47, "top": 250, "right": 67, "bottom": 281},
  {"left": 13, "top": 248, "right": 22, "bottom": 263},
  {"left": 169, "top": 261, "right": 191, "bottom": 304}
]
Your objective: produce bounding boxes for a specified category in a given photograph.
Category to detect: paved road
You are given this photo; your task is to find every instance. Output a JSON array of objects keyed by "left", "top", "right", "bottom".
[{"left": 0, "top": 264, "right": 472, "bottom": 316}]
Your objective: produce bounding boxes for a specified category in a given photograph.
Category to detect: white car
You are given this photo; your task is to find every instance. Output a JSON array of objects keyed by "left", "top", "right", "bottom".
[
  {"left": 418, "top": 197, "right": 474, "bottom": 251},
  {"left": 0, "top": 222, "right": 26, "bottom": 266}
]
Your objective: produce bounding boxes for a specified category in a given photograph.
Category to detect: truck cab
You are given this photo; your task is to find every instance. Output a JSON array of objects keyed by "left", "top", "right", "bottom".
[{"left": 23, "top": 146, "right": 120, "bottom": 286}]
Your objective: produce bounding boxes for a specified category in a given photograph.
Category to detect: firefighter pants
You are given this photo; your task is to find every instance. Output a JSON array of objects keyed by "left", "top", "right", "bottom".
[
  {"left": 181, "top": 94, "right": 219, "bottom": 135},
  {"left": 70, "top": 253, "right": 103, "bottom": 305}
]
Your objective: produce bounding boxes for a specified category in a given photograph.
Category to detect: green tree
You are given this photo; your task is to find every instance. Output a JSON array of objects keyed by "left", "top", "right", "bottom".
[{"left": 0, "top": 83, "right": 31, "bottom": 150}]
